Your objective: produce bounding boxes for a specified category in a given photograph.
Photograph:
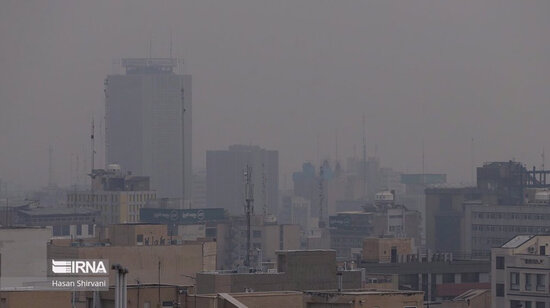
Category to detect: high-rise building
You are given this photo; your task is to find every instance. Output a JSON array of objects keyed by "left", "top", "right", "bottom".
[
  {"left": 206, "top": 145, "right": 278, "bottom": 216},
  {"left": 105, "top": 58, "right": 191, "bottom": 200}
]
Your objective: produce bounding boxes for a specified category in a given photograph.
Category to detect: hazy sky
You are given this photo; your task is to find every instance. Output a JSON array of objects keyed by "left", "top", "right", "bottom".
[{"left": 1, "top": 0, "right": 549, "bottom": 190}]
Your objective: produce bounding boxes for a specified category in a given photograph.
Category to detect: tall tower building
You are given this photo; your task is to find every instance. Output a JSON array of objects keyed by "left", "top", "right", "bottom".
[{"left": 105, "top": 58, "right": 191, "bottom": 201}]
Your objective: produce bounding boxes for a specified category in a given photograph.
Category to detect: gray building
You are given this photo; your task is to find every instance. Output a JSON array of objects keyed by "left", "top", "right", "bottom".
[
  {"left": 492, "top": 235, "right": 550, "bottom": 308},
  {"left": 105, "top": 58, "right": 192, "bottom": 200},
  {"left": 206, "top": 145, "right": 278, "bottom": 216}
]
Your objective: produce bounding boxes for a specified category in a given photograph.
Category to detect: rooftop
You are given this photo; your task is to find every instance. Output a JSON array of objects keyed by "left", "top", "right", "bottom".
[{"left": 501, "top": 235, "right": 535, "bottom": 248}]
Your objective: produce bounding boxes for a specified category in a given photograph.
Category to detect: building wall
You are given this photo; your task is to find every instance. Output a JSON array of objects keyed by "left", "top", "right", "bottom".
[
  {"left": 48, "top": 241, "right": 216, "bottom": 286},
  {"left": 0, "top": 291, "right": 72, "bottom": 308},
  {"left": 109, "top": 224, "right": 169, "bottom": 246},
  {"left": 304, "top": 291, "right": 424, "bottom": 308},
  {"left": 0, "top": 228, "right": 51, "bottom": 284},
  {"left": 67, "top": 190, "right": 155, "bottom": 225},
  {"left": 492, "top": 236, "right": 550, "bottom": 308},
  {"left": 362, "top": 238, "right": 413, "bottom": 263},
  {"left": 466, "top": 204, "right": 550, "bottom": 258},
  {"left": 206, "top": 145, "right": 279, "bottom": 216}
]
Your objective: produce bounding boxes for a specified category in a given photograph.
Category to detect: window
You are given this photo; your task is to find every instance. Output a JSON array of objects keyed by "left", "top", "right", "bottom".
[
  {"left": 496, "top": 283, "right": 504, "bottom": 297},
  {"left": 536, "top": 302, "right": 545, "bottom": 308},
  {"left": 496, "top": 256, "right": 505, "bottom": 269},
  {"left": 136, "top": 234, "right": 144, "bottom": 244},
  {"left": 525, "top": 302, "right": 532, "bottom": 308},
  {"left": 526, "top": 273, "right": 533, "bottom": 291},
  {"left": 253, "top": 230, "right": 262, "bottom": 238},
  {"left": 76, "top": 224, "right": 82, "bottom": 236},
  {"left": 511, "top": 301, "right": 522, "bottom": 308},
  {"left": 510, "top": 272, "right": 520, "bottom": 290},
  {"left": 537, "top": 274, "right": 546, "bottom": 291}
]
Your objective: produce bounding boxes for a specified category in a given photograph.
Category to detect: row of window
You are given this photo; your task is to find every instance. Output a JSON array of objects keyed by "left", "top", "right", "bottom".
[
  {"left": 472, "top": 225, "right": 550, "bottom": 233},
  {"left": 473, "top": 212, "right": 550, "bottom": 220}
]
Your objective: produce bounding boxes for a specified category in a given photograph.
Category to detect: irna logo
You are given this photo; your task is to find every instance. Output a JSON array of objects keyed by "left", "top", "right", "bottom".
[{"left": 52, "top": 259, "right": 107, "bottom": 274}]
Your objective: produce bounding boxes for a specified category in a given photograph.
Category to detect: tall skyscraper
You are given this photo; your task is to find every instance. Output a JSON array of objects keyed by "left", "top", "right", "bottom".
[
  {"left": 105, "top": 58, "right": 191, "bottom": 201},
  {"left": 206, "top": 145, "right": 279, "bottom": 216}
]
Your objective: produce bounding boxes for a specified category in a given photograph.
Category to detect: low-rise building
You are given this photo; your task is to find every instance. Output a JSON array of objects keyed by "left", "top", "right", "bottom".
[
  {"left": 196, "top": 250, "right": 362, "bottom": 294},
  {"left": 67, "top": 166, "right": 156, "bottom": 225},
  {"left": 492, "top": 235, "right": 550, "bottom": 308},
  {"left": 360, "top": 257, "right": 490, "bottom": 302},
  {"left": 48, "top": 237, "right": 216, "bottom": 287},
  {"left": 362, "top": 237, "right": 414, "bottom": 263}
]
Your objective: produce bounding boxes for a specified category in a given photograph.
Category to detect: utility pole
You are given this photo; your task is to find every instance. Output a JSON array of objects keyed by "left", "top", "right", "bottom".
[{"left": 244, "top": 165, "right": 254, "bottom": 267}]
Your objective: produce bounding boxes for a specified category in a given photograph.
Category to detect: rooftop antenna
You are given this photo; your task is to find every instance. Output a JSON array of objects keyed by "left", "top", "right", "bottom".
[
  {"left": 470, "top": 137, "right": 475, "bottom": 185},
  {"left": 542, "top": 147, "right": 546, "bottom": 170},
  {"left": 335, "top": 128, "right": 339, "bottom": 163},
  {"left": 318, "top": 164, "right": 325, "bottom": 228},
  {"left": 148, "top": 35, "right": 152, "bottom": 59},
  {"left": 91, "top": 118, "right": 95, "bottom": 173},
  {"left": 169, "top": 28, "right": 173, "bottom": 58},
  {"left": 362, "top": 113, "right": 367, "bottom": 198},
  {"left": 48, "top": 145, "right": 54, "bottom": 187},
  {"left": 244, "top": 165, "right": 254, "bottom": 267},
  {"left": 262, "top": 163, "right": 267, "bottom": 217},
  {"left": 181, "top": 86, "right": 187, "bottom": 204}
]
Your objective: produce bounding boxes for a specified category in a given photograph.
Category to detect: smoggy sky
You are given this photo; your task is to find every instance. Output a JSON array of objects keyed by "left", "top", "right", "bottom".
[{"left": 1, "top": 0, "right": 549, "bottom": 190}]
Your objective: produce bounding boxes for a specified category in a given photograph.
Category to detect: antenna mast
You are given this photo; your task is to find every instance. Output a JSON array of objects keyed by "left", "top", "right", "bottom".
[
  {"left": 318, "top": 165, "right": 325, "bottom": 228},
  {"left": 244, "top": 165, "right": 254, "bottom": 267},
  {"left": 362, "top": 113, "right": 367, "bottom": 199},
  {"left": 48, "top": 145, "right": 54, "bottom": 187},
  {"left": 181, "top": 86, "right": 186, "bottom": 205},
  {"left": 262, "top": 163, "right": 267, "bottom": 217}
]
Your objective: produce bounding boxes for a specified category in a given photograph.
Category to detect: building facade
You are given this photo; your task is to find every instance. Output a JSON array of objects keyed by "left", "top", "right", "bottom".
[
  {"left": 206, "top": 145, "right": 278, "bottom": 216},
  {"left": 492, "top": 235, "right": 550, "bottom": 308},
  {"left": 105, "top": 58, "right": 192, "bottom": 200}
]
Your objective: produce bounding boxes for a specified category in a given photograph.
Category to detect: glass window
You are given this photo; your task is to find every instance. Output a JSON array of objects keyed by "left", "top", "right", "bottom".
[
  {"left": 526, "top": 273, "right": 533, "bottom": 291},
  {"left": 496, "top": 256, "right": 505, "bottom": 269},
  {"left": 537, "top": 274, "right": 546, "bottom": 291},
  {"left": 496, "top": 283, "right": 504, "bottom": 297},
  {"left": 510, "top": 272, "right": 520, "bottom": 290}
]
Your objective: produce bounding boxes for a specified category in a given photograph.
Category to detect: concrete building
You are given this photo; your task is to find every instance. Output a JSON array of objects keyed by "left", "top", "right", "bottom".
[
  {"left": 440, "top": 289, "right": 491, "bottom": 308},
  {"left": 105, "top": 58, "right": 192, "bottom": 200},
  {"left": 15, "top": 206, "right": 98, "bottom": 239},
  {"left": 362, "top": 237, "right": 414, "bottom": 263},
  {"left": 360, "top": 257, "right": 490, "bottom": 302},
  {"left": 492, "top": 235, "right": 550, "bottom": 308},
  {"left": 67, "top": 166, "right": 156, "bottom": 225},
  {"left": 329, "top": 206, "right": 421, "bottom": 259},
  {"left": 0, "top": 291, "right": 72, "bottom": 308},
  {"left": 206, "top": 145, "right": 278, "bottom": 216},
  {"left": 48, "top": 238, "right": 216, "bottom": 287},
  {"left": 304, "top": 290, "right": 424, "bottom": 308},
  {"left": 279, "top": 196, "right": 314, "bottom": 233},
  {"left": 196, "top": 250, "right": 362, "bottom": 294},
  {"left": 0, "top": 227, "right": 52, "bottom": 288},
  {"left": 223, "top": 215, "right": 300, "bottom": 269}
]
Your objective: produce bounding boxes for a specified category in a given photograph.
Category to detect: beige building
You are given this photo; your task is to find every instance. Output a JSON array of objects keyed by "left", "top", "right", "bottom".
[
  {"left": 362, "top": 237, "right": 414, "bottom": 263},
  {"left": 440, "top": 289, "right": 491, "bottom": 308},
  {"left": 0, "top": 227, "right": 52, "bottom": 288},
  {"left": 492, "top": 235, "right": 550, "bottom": 308},
  {"left": 305, "top": 290, "right": 424, "bottom": 308},
  {"left": 0, "top": 291, "right": 72, "bottom": 308},
  {"left": 48, "top": 239, "right": 216, "bottom": 287},
  {"left": 67, "top": 167, "right": 156, "bottom": 225}
]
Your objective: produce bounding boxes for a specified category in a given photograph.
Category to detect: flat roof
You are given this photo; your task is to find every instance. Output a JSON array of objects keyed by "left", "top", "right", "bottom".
[
  {"left": 501, "top": 235, "right": 534, "bottom": 248},
  {"left": 18, "top": 207, "right": 98, "bottom": 216}
]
